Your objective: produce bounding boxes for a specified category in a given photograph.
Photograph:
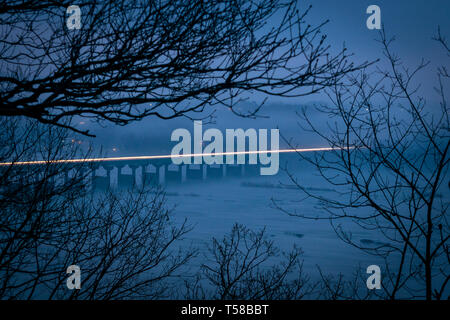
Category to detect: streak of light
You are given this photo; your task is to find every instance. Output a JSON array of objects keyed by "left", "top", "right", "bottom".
[{"left": 0, "top": 147, "right": 346, "bottom": 166}]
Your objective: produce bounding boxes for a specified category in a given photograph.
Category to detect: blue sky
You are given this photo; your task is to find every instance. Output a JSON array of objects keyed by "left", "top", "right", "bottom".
[
  {"left": 303, "top": 0, "right": 449, "bottom": 59},
  {"left": 282, "top": 0, "right": 450, "bottom": 103},
  {"left": 87, "top": 1, "right": 450, "bottom": 151}
]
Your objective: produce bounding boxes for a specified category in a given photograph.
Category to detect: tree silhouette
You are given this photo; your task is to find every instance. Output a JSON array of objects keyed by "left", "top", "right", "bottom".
[
  {"left": 0, "top": 0, "right": 364, "bottom": 135},
  {"left": 0, "top": 117, "right": 193, "bottom": 299},
  {"left": 277, "top": 30, "right": 449, "bottom": 300},
  {"left": 185, "top": 223, "right": 313, "bottom": 299}
]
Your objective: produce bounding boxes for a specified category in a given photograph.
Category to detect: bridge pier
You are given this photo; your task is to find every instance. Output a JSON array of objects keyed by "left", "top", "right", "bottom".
[
  {"left": 88, "top": 159, "right": 263, "bottom": 192},
  {"left": 130, "top": 164, "right": 139, "bottom": 187},
  {"left": 142, "top": 163, "right": 166, "bottom": 186},
  {"left": 206, "top": 164, "right": 225, "bottom": 180},
  {"left": 117, "top": 165, "right": 128, "bottom": 189},
  {"left": 186, "top": 164, "right": 205, "bottom": 181},
  {"left": 165, "top": 164, "right": 182, "bottom": 183},
  {"left": 91, "top": 164, "right": 112, "bottom": 190},
  {"left": 104, "top": 165, "right": 114, "bottom": 189}
]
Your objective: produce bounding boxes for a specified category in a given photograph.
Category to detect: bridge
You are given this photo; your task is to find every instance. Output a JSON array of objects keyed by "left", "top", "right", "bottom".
[
  {"left": 0, "top": 147, "right": 337, "bottom": 191},
  {"left": 90, "top": 158, "right": 261, "bottom": 190},
  {"left": 0, "top": 157, "right": 264, "bottom": 192}
]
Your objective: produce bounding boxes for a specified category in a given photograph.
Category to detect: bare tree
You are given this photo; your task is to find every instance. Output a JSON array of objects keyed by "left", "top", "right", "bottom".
[
  {"left": 0, "top": 0, "right": 364, "bottom": 135},
  {"left": 185, "top": 223, "right": 313, "bottom": 299},
  {"left": 49, "top": 188, "right": 193, "bottom": 300},
  {"left": 277, "top": 31, "right": 449, "bottom": 300},
  {"left": 0, "top": 117, "right": 87, "bottom": 299},
  {"left": 0, "top": 117, "right": 194, "bottom": 299}
]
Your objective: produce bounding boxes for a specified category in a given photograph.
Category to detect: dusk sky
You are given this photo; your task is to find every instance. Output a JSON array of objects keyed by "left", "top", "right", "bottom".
[
  {"left": 87, "top": 1, "right": 450, "bottom": 155},
  {"left": 267, "top": 0, "right": 450, "bottom": 104},
  {"left": 1, "top": 0, "right": 448, "bottom": 303}
]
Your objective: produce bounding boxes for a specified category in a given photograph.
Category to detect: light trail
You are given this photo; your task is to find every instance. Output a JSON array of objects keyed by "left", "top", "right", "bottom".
[{"left": 0, "top": 147, "right": 342, "bottom": 166}]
